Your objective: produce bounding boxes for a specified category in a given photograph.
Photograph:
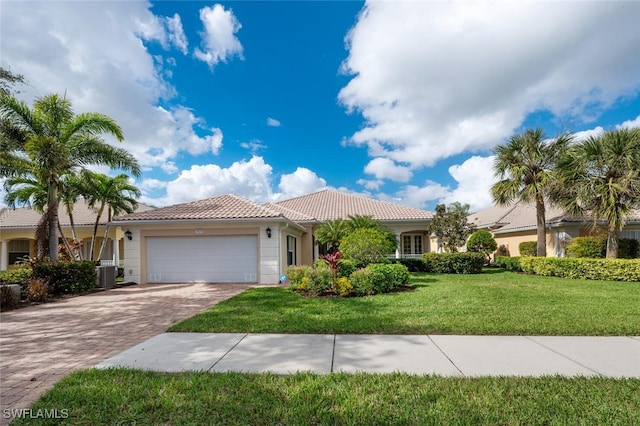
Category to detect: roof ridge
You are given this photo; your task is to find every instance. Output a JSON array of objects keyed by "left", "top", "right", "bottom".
[
  {"left": 274, "top": 188, "right": 331, "bottom": 205},
  {"left": 263, "top": 202, "right": 316, "bottom": 221}
]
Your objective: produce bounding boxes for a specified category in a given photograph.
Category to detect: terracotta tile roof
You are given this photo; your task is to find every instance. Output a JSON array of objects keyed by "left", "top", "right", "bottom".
[
  {"left": 262, "top": 203, "right": 316, "bottom": 222},
  {"left": 114, "top": 194, "right": 283, "bottom": 222},
  {"left": 272, "top": 189, "right": 433, "bottom": 221},
  {"left": 0, "top": 199, "right": 155, "bottom": 228}
]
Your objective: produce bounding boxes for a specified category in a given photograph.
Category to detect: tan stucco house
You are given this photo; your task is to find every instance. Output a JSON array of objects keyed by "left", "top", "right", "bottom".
[
  {"left": 0, "top": 200, "right": 155, "bottom": 270},
  {"left": 469, "top": 201, "right": 640, "bottom": 257},
  {"left": 111, "top": 189, "right": 434, "bottom": 285}
]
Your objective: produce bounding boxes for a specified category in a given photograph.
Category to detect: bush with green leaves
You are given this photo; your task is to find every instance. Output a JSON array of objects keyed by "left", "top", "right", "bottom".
[
  {"left": 286, "top": 265, "right": 314, "bottom": 291},
  {"left": 566, "top": 236, "right": 606, "bottom": 258},
  {"left": 0, "top": 267, "right": 32, "bottom": 286},
  {"left": 494, "top": 256, "right": 523, "bottom": 272},
  {"left": 619, "top": 238, "right": 639, "bottom": 259},
  {"left": 519, "top": 257, "right": 640, "bottom": 282},
  {"left": 32, "top": 261, "right": 97, "bottom": 295},
  {"left": 286, "top": 264, "right": 332, "bottom": 296},
  {"left": 422, "top": 252, "right": 484, "bottom": 274},
  {"left": 336, "top": 259, "right": 357, "bottom": 279},
  {"left": 332, "top": 277, "right": 353, "bottom": 296},
  {"left": 389, "top": 258, "right": 429, "bottom": 272},
  {"left": 340, "top": 228, "right": 397, "bottom": 267},
  {"left": 519, "top": 241, "right": 537, "bottom": 257},
  {"left": 349, "top": 267, "right": 376, "bottom": 296},
  {"left": 466, "top": 230, "right": 498, "bottom": 263}
]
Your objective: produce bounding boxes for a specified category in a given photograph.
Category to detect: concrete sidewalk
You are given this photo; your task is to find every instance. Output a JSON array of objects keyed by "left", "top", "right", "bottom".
[{"left": 97, "top": 333, "right": 640, "bottom": 378}]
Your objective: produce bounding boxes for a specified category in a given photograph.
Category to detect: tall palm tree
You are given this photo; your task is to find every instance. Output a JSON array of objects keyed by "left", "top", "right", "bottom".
[
  {"left": 0, "top": 93, "right": 140, "bottom": 260},
  {"left": 554, "top": 127, "right": 640, "bottom": 258},
  {"left": 491, "top": 128, "right": 572, "bottom": 257},
  {"left": 84, "top": 173, "right": 140, "bottom": 261}
]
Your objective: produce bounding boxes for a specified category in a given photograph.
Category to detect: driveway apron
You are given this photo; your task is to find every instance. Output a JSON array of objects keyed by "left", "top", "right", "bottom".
[{"left": 0, "top": 283, "right": 250, "bottom": 421}]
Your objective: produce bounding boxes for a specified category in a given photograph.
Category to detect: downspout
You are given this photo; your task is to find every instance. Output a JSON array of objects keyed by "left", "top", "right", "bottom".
[{"left": 278, "top": 222, "right": 289, "bottom": 281}]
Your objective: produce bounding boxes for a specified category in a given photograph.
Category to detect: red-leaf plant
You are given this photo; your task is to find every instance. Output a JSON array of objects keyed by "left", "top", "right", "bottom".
[{"left": 320, "top": 251, "right": 342, "bottom": 275}]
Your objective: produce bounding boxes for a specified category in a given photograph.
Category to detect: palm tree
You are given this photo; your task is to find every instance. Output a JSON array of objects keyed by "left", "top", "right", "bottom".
[
  {"left": 84, "top": 173, "right": 140, "bottom": 261},
  {"left": 315, "top": 219, "right": 349, "bottom": 251},
  {"left": 491, "top": 128, "right": 572, "bottom": 257},
  {"left": 0, "top": 93, "right": 140, "bottom": 260},
  {"left": 553, "top": 127, "right": 640, "bottom": 258}
]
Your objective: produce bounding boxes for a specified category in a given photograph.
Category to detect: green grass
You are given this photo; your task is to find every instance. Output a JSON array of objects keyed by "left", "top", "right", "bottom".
[
  {"left": 14, "top": 369, "right": 640, "bottom": 425},
  {"left": 169, "top": 270, "right": 640, "bottom": 335}
]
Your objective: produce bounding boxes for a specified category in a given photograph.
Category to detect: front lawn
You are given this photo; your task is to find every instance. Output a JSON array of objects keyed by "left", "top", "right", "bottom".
[
  {"left": 14, "top": 369, "right": 640, "bottom": 425},
  {"left": 169, "top": 270, "right": 640, "bottom": 335}
]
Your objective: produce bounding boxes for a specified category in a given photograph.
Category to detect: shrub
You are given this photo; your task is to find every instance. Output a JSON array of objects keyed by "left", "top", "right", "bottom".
[
  {"left": 340, "top": 228, "right": 397, "bottom": 267},
  {"left": 366, "top": 263, "right": 395, "bottom": 293},
  {"left": 336, "top": 259, "right": 357, "bottom": 279},
  {"left": 387, "top": 263, "right": 410, "bottom": 286},
  {"left": 349, "top": 268, "right": 376, "bottom": 296},
  {"left": 0, "top": 285, "right": 18, "bottom": 310},
  {"left": 26, "top": 278, "right": 49, "bottom": 302},
  {"left": 519, "top": 241, "right": 537, "bottom": 257},
  {"left": 310, "top": 267, "right": 333, "bottom": 295},
  {"left": 0, "top": 267, "right": 32, "bottom": 286},
  {"left": 389, "top": 258, "right": 428, "bottom": 272},
  {"left": 619, "top": 238, "right": 639, "bottom": 259},
  {"left": 32, "top": 261, "right": 97, "bottom": 295},
  {"left": 566, "top": 236, "right": 606, "bottom": 258},
  {"left": 333, "top": 277, "right": 353, "bottom": 297},
  {"left": 287, "top": 265, "right": 314, "bottom": 291},
  {"left": 466, "top": 230, "right": 498, "bottom": 264},
  {"left": 494, "top": 256, "right": 523, "bottom": 272},
  {"left": 519, "top": 257, "right": 640, "bottom": 282},
  {"left": 496, "top": 244, "right": 510, "bottom": 257},
  {"left": 422, "top": 252, "right": 484, "bottom": 274}
]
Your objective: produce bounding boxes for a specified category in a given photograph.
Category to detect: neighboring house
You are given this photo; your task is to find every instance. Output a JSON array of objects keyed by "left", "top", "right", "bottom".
[
  {"left": 112, "top": 189, "right": 434, "bottom": 285},
  {"left": 0, "top": 199, "right": 155, "bottom": 270},
  {"left": 469, "top": 201, "right": 640, "bottom": 257}
]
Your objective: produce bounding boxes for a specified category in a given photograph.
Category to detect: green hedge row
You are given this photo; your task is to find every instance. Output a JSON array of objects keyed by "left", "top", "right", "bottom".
[
  {"left": 422, "top": 252, "right": 484, "bottom": 274},
  {"left": 494, "top": 256, "right": 523, "bottom": 272},
  {"left": 0, "top": 268, "right": 32, "bottom": 286},
  {"left": 33, "top": 261, "right": 97, "bottom": 295},
  {"left": 517, "top": 257, "right": 640, "bottom": 282}
]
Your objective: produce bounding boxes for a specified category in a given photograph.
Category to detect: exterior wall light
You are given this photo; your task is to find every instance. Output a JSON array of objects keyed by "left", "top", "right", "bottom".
[
  {"left": 266, "top": 227, "right": 272, "bottom": 238},
  {"left": 125, "top": 230, "right": 133, "bottom": 241}
]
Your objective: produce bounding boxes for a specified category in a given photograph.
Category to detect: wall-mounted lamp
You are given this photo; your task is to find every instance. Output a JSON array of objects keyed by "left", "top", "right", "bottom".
[
  {"left": 125, "top": 230, "right": 133, "bottom": 241},
  {"left": 266, "top": 227, "right": 272, "bottom": 238}
]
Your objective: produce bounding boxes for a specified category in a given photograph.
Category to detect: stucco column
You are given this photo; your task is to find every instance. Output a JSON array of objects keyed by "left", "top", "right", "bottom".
[
  {"left": 114, "top": 237, "right": 121, "bottom": 266},
  {"left": 395, "top": 232, "right": 401, "bottom": 258},
  {"left": 1, "top": 240, "right": 8, "bottom": 271}
]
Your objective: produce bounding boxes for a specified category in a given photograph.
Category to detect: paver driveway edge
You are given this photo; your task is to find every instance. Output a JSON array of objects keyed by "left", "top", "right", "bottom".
[{"left": 0, "top": 283, "right": 251, "bottom": 424}]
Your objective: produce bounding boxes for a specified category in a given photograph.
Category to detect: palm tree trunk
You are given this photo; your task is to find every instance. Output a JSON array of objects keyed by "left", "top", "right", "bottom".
[
  {"left": 535, "top": 197, "right": 547, "bottom": 257},
  {"left": 57, "top": 221, "right": 75, "bottom": 261},
  {"left": 66, "top": 203, "right": 82, "bottom": 260},
  {"left": 89, "top": 203, "right": 105, "bottom": 261},
  {"left": 96, "top": 208, "right": 112, "bottom": 261},
  {"left": 606, "top": 228, "right": 619, "bottom": 258},
  {"left": 47, "top": 182, "right": 59, "bottom": 261}
]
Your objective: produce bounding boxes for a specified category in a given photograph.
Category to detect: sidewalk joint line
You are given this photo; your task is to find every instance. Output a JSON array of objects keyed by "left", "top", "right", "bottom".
[
  {"left": 330, "top": 334, "right": 336, "bottom": 373},
  {"left": 208, "top": 333, "right": 248, "bottom": 372},
  {"left": 524, "top": 336, "right": 603, "bottom": 377},
  {"left": 428, "top": 335, "right": 465, "bottom": 377}
]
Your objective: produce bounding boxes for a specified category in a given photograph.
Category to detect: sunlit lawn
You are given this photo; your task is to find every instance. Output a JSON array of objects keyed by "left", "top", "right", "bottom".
[{"left": 169, "top": 269, "right": 640, "bottom": 335}]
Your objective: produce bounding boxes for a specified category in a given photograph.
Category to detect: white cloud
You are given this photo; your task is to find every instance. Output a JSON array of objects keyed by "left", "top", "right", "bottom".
[
  {"left": 278, "top": 168, "right": 327, "bottom": 198},
  {"left": 439, "top": 156, "right": 496, "bottom": 212},
  {"left": 165, "top": 14, "right": 188, "bottom": 54},
  {"left": 0, "top": 1, "right": 223, "bottom": 174},
  {"left": 573, "top": 126, "right": 605, "bottom": 142},
  {"left": 340, "top": 1, "right": 640, "bottom": 170},
  {"left": 364, "top": 157, "right": 412, "bottom": 182},
  {"left": 194, "top": 4, "right": 244, "bottom": 69},
  {"left": 618, "top": 115, "right": 640, "bottom": 130},
  {"left": 357, "top": 178, "right": 384, "bottom": 191},
  {"left": 240, "top": 140, "right": 267, "bottom": 154},
  {"left": 394, "top": 181, "right": 451, "bottom": 210},
  {"left": 267, "top": 117, "right": 282, "bottom": 127}
]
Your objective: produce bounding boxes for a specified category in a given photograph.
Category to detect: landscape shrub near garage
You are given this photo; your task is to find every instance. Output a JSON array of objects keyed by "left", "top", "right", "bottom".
[
  {"left": 494, "top": 256, "right": 523, "bottom": 272},
  {"left": 33, "top": 261, "right": 97, "bottom": 295},
  {"left": 422, "top": 252, "right": 484, "bottom": 274},
  {"left": 519, "top": 257, "right": 640, "bottom": 282}
]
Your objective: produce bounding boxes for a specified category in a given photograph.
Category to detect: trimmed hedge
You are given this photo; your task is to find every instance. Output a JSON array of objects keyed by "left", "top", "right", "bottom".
[
  {"left": 0, "top": 268, "right": 32, "bottom": 286},
  {"left": 519, "top": 241, "right": 537, "bottom": 257},
  {"left": 494, "top": 256, "right": 523, "bottom": 272},
  {"left": 422, "top": 252, "right": 484, "bottom": 274},
  {"left": 389, "top": 257, "right": 429, "bottom": 272},
  {"left": 519, "top": 257, "right": 640, "bottom": 282},
  {"left": 32, "top": 261, "right": 97, "bottom": 295},
  {"left": 566, "top": 236, "right": 606, "bottom": 258}
]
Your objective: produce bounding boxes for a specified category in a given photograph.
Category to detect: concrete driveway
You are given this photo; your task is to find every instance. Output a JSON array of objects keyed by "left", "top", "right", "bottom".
[{"left": 0, "top": 283, "right": 251, "bottom": 419}]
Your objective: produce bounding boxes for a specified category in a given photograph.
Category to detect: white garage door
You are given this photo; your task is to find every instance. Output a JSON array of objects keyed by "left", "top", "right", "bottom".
[{"left": 146, "top": 236, "right": 258, "bottom": 283}]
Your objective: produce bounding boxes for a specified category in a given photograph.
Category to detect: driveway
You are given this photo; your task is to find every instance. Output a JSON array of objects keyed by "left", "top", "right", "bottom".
[{"left": 0, "top": 283, "right": 251, "bottom": 421}]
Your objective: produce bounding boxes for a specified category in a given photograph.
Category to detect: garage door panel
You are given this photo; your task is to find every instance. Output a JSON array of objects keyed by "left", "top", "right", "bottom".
[{"left": 147, "top": 236, "right": 258, "bottom": 283}]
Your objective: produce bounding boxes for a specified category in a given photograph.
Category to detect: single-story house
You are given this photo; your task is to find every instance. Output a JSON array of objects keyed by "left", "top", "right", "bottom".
[
  {"left": 469, "top": 201, "right": 640, "bottom": 257},
  {"left": 0, "top": 199, "right": 155, "bottom": 270},
  {"left": 112, "top": 189, "right": 434, "bottom": 285}
]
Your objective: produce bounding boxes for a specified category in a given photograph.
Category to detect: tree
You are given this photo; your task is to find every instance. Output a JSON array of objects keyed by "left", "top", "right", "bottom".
[
  {"left": 0, "top": 67, "right": 25, "bottom": 96},
  {"left": 0, "top": 93, "right": 141, "bottom": 260},
  {"left": 340, "top": 228, "right": 397, "bottom": 267},
  {"left": 346, "top": 215, "right": 397, "bottom": 248},
  {"left": 491, "top": 128, "right": 572, "bottom": 257},
  {"left": 553, "top": 127, "right": 640, "bottom": 258},
  {"left": 314, "top": 219, "right": 349, "bottom": 250},
  {"left": 466, "top": 229, "right": 498, "bottom": 264},
  {"left": 428, "top": 202, "right": 475, "bottom": 252},
  {"left": 84, "top": 173, "right": 140, "bottom": 261}
]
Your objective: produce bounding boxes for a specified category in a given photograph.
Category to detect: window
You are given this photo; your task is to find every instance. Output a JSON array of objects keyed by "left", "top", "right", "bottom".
[
  {"left": 402, "top": 234, "right": 423, "bottom": 256},
  {"left": 287, "top": 236, "right": 297, "bottom": 266},
  {"left": 8, "top": 240, "right": 30, "bottom": 265}
]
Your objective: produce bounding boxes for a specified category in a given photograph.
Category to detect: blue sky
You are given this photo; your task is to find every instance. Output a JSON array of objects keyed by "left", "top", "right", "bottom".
[{"left": 2, "top": 1, "right": 640, "bottom": 212}]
